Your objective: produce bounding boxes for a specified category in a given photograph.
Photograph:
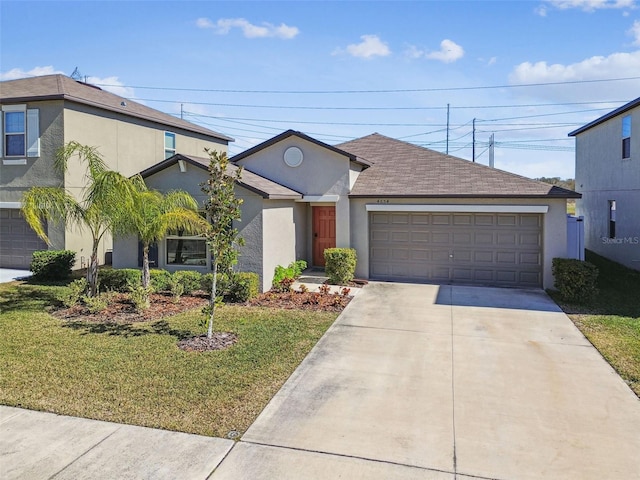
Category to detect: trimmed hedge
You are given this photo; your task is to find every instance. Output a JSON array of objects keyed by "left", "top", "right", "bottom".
[
  {"left": 552, "top": 258, "right": 599, "bottom": 302},
  {"left": 30, "top": 250, "right": 76, "bottom": 280},
  {"left": 324, "top": 248, "right": 357, "bottom": 285},
  {"left": 227, "top": 272, "right": 259, "bottom": 302},
  {"left": 172, "top": 270, "right": 203, "bottom": 295},
  {"left": 99, "top": 269, "right": 142, "bottom": 292},
  {"left": 150, "top": 269, "right": 172, "bottom": 292}
]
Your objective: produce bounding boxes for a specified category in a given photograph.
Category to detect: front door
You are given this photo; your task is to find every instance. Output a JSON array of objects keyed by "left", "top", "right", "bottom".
[{"left": 312, "top": 206, "right": 336, "bottom": 267}]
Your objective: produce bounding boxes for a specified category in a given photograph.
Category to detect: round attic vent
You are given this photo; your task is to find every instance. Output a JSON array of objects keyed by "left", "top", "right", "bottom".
[{"left": 283, "top": 146, "right": 304, "bottom": 167}]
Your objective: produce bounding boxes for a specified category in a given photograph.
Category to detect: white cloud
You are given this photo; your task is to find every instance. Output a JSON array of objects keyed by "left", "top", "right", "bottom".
[
  {"left": 629, "top": 20, "right": 640, "bottom": 45},
  {"left": 535, "top": 5, "right": 549, "bottom": 16},
  {"left": 85, "top": 75, "right": 135, "bottom": 98},
  {"left": 334, "top": 35, "right": 391, "bottom": 59},
  {"left": 487, "top": 56, "right": 498, "bottom": 66},
  {"left": 543, "top": 0, "right": 636, "bottom": 12},
  {"left": 425, "top": 39, "right": 464, "bottom": 63},
  {"left": 0, "top": 65, "right": 64, "bottom": 81},
  {"left": 509, "top": 50, "right": 640, "bottom": 101},
  {"left": 197, "top": 17, "right": 299, "bottom": 39}
]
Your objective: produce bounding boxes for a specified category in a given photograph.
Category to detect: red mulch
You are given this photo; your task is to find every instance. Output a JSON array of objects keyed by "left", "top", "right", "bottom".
[
  {"left": 50, "top": 290, "right": 350, "bottom": 352},
  {"left": 248, "top": 290, "right": 351, "bottom": 311},
  {"left": 51, "top": 292, "right": 209, "bottom": 323}
]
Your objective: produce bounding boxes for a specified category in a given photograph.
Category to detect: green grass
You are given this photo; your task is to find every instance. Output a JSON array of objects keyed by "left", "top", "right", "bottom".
[
  {"left": 0, "top": 282, "right": 337, "bottom": 437},
  {"left": 549, "top": 250, "right": 640, "bottom": 397}
]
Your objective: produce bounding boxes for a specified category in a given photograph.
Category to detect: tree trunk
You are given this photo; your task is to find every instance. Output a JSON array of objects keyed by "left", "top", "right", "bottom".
[
  {"left": 207, "top": 260, "right": 218, "bottom": 339},
  {"left": 142, "top": 244, "right": 150, "bottom": 289},
  {"left": 87, "top": 241, "right": 100, "bottom": 297}
]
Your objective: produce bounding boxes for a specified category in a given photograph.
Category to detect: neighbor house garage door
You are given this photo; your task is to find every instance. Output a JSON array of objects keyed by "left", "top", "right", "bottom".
[
  {"left": 369, "top": 212, "right": 542, "bottom": 287},
  {"left": 0, "top": 209, "right": 48, "bottom": 269}
]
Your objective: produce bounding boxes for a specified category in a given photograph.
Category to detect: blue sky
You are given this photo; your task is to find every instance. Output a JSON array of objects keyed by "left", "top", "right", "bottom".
[{"left": 2, "top": 0, "right": 639, "bottom": 179}]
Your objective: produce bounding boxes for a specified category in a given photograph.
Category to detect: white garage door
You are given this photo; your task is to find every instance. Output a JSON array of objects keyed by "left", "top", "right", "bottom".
[
  {"left": 0, "top": 209, "right": 48, "bottom": 269},
  {"left": 369, "top": 212, "right": 542, "bottom": 287}
]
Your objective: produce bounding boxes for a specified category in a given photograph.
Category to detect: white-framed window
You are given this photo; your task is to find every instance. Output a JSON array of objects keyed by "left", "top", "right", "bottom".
[
  {"left": 164, "top": 131, "right": 176, "bottom": 159},
  {"left": 166, "top": 233, "right": 208, "bottom": 266},
  {"left": 622, "top": 115, "right": 631, "bottom": 159},
  {"left": 1, "top": 105, "right": 40, "bottom": 160}
]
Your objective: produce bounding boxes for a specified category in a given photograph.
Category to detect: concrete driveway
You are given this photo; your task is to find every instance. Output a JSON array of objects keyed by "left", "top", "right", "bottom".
[
  {"left": 212, "top": 282, "right": 640, "bottom": 479},
  {"left": 0, "top": 269, "right": 31, "bottom": 283}
]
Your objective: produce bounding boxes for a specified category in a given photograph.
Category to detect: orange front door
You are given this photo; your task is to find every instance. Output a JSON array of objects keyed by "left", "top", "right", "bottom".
[{"left": 313, "top": 206, "right": 336, "bottom": 266}]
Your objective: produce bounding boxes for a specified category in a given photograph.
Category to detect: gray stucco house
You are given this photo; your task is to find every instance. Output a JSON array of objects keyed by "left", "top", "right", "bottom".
[
  {"left": 114, "top": 130, "right": 579, "bottom": 291},
  {"left": 0, "top": 74, "right": 231, "bottom": 269},
  {"left": 569, "top": 97, "right": 640, "bottom": 270}
]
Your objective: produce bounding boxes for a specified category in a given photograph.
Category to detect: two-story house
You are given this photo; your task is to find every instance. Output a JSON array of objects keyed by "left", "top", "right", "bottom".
[
  {"left": 0, "top": 74, "right": 231, "bottom": 269},
  {"left": 569, "top": 97, "right": 640, "bottom": 270}
]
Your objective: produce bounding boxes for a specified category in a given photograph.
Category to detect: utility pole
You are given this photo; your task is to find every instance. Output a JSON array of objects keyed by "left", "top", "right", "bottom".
[
  {"left": 489, "top": 133, "right": 495, "bottom": 168},
  {"left": 446, "top": 103, "right": 450, "bottom": 155},
  {"left": 472, "top": 118, "right": 476, "bottom": 162},
  {"left": 180, "top": 104, "right": 184, "bottom": 120}
]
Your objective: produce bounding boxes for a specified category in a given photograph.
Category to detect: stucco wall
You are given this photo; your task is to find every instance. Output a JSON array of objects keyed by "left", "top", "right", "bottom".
[
  {"left": 261, "top": 200, "right": 298, "bottom": 291},
  {"left": 349, "top": 197, "right": 569, "bottom": 290},
  {"left": 235, "top": 136, "right": 353, "bottom": 259},
  {"left": 235, "top": 188, "right": 265, "bottom": 288},
  {"left": 575, "top": 105, "right": 640, "bottom": 269}
]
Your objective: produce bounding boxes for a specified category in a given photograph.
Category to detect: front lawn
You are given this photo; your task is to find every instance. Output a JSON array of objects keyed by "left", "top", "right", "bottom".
[
  {"left": 0, "top": 282, "right": 337, "bottom": 437},
  {"left": 550, "top": 251, "right": 640, "bottom": 397}
]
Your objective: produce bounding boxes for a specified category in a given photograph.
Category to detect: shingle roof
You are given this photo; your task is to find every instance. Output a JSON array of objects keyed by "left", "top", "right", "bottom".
[
  {"left": 0, "top": 74, "right": 233, "bottom": 142},
  {"left": 231, "top": 129, "right": 372, "bottom": 168},
  {"left": 337, "top": 133, "right": 580, "bottom": 198},
  {"left": 139, "top": 154, "right": 302, "bottom": 200},
  {"left": 568, "top": 97, "right": 640, "bottom": 137}
]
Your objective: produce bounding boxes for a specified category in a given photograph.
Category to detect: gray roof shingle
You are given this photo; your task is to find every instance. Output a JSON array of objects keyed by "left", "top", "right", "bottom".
[
  {"left": 337, "top": 133, "right": 580, "bottom": 198},
  {"left": 139, "top": 154, "right": 302, "bottom": 200},
  {"left": 0, "top": 74, "right": 232, "bottom": 142}
]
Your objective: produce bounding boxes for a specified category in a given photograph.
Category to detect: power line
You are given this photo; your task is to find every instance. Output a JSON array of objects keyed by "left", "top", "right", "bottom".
[{"left": 95, "top": 75, "right": 640, "bottom": 94}]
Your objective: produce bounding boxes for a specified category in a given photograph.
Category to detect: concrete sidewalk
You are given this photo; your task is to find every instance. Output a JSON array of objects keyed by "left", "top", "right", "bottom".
[
  {"left": 3, "top": 283, "right": 639, "bottom": 479},
  {"left": 0, "top": 407, "right": 233, "bottom": 479}
]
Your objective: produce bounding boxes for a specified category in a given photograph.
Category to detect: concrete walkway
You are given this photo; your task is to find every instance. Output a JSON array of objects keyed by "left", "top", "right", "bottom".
[{"left": 2, "top": 283, "right": 639, "bottom": 479}]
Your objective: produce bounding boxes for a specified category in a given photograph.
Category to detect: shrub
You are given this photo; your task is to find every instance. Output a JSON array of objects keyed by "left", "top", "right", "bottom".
[
  {"left": 30, "top": 250, "right": 76, "bottom": 280},
  {"left": 172, "top": 270, "right": 203, "bottom": 295},
  {"left": 129, "top": 285, "right": 154, "bottom": 311},
  {"left": 150, "top": 269, "right": 172, "bottom": 292},
  {"left": 324, "top": 248, "right": 357, "bottom": 285},
  {"left": 226, "top": 272, "right": 260, "bottom": 303},
  {"left": 99, "top": 268, "right": 141, "bottom": 292},
  {"left": 82, "top": 292, "right": 113, "bottom": 313},
  {"left": 201, "top": 272, "right": 230, "bottom": 298},
  {"left": 61, "top": 278, "right": 88, "bottom": 307},
  {"left": 272, "top": 260, "right": 307, "bottom": 290},
  {"left": 552, "top": 258, "right": 599, "bottom": 302}
]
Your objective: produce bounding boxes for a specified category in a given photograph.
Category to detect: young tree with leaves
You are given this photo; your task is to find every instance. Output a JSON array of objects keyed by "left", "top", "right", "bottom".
[
  {"left": 200, "top": 149, "right": 244, "bottom": 339},
  {"left": 21, "top": 141, "right": 139, "bottom": 296}
]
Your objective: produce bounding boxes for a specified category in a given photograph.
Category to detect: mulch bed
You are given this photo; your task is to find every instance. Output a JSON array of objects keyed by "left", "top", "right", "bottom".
[
  {"left": 248, "top": 290, "right": 351, "bottom": 311},
  {"left": 50, "top": 290, "right": 350, "bottom": 351}
]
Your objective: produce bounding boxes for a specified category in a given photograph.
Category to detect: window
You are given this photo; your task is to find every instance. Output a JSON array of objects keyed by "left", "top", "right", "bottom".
[
  {"left": 622, "top": 115, "right": 631, "bottom": 159},
  {"left": 166, "top": 230, "right": 207, "bottom": 266},
  {"left": 164, "top": 132, "right": 176, "bottom": 159},
  {"left": 1, "top": 105, "right": 39, "bottom": 160},
  {"left": 609, "top": 200, "right": 616, "bottom": 239}
]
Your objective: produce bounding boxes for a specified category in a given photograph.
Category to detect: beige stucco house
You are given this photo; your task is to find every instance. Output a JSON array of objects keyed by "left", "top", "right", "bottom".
[
  {"left": 114, "top": 130, "right": 579, "bottom": 291},
  {"left": 0, "top": 74, "right": 231, "bottom": 269},
  {"left": 569, "top": 97, "right": 640, "bottom": 270}
]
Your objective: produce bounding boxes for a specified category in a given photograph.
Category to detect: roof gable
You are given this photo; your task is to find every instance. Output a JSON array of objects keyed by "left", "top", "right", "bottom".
[
  {"left": 231, "top": 129, "right": 371, "bottom": 168},
  {"left": 569, "top": 97, "right": 640, "bottom": 137},
  {"left": 337, "top": 133, "right": 580, "bottom": 198},
  {"left": 0, "top": 75, "right": 232, "bottom": 142},
  {"left": 139, "top": 154, "right": 302, "bottom": 200}
]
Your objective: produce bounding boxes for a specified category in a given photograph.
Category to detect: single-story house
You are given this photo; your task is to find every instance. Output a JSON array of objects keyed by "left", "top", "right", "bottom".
[{"left": 113, "top": 130, "right": 579, "bottom": 291}]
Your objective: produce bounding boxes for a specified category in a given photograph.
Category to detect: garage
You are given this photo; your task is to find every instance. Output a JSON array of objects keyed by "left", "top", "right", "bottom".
[
  {"left": 369, "top": 211, "right": 542, "bottom": 287},
  {"left": 0, "top": 209, "right": 47, "bottom": 269}
]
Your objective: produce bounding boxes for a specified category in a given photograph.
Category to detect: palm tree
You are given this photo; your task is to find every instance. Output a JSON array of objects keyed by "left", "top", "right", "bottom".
[
  {"left": 21, "top": 141, "right": 139, "bottom": 296},
  {"left": 123, "top": 187, "right": 210, "bottom": 289}
]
